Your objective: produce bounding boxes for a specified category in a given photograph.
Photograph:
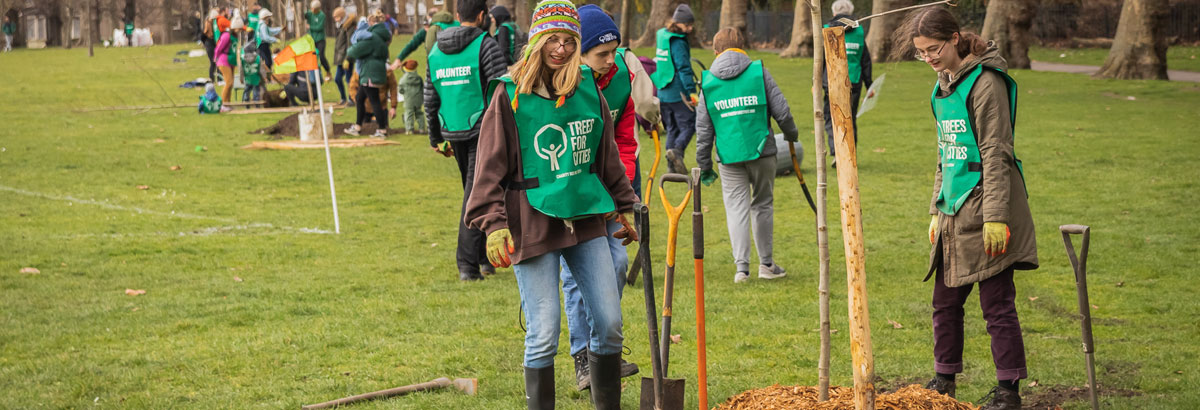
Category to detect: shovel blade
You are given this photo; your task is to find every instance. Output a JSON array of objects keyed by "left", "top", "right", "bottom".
[{"left": 640, "top": 377, "right": 685, "bottom": 410}]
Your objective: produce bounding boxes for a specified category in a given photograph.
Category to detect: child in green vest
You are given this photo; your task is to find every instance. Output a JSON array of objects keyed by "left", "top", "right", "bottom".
[
  {"left": 695, "top": 28, "right": 799, "bottom": 284},
  {"left": 465, "top": 2, "right": 639, "bottom": 408},
  {"left": 894, "top": 7, "right": 1038, "bottom": 410},
  {"left": 652, "top": 4, "right": 698, "bottom": 174},
  {"left": 198, "top": 83, "right": 222, "bottom": 114},
  {"left": 821, "top": 0, "right": 874, "bottom": 164},
  {"left": 241, "top": 44, "right": 263, "bottom": 102},
  {"left": 396, "top": 59, "right": 426, "bottom": 134}
]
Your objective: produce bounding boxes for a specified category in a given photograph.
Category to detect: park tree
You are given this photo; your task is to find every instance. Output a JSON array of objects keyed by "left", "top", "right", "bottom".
[
  {"left": 718, "top": 0, "right": 748, "bottom": 40},
  {"left": 865, "top": 0, "right": 912, "bottom": 62},
  {"left": 1095, "top": 0, "right": 1168, "bottom": 79},
  {"left": 632, "top": 0, "right": 675, "bottom": 48},
  {"left": 980, "top": 0, "right": 1035, "bottom": 69},
  {"left": 779, "top": 0, "right": 813, "bottom": 58}
]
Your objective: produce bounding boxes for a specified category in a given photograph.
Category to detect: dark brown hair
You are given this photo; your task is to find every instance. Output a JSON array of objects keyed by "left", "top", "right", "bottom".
[
  {"left": 712, "top": 27, "right": 745, "bottom": 53},
  {"left": 890, "top": 7, "right": 988, "bottom": 61}
]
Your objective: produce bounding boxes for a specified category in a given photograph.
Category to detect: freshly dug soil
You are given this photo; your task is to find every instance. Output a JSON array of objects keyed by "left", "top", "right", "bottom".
[
  {"left": 249, "top": 112, "right": 398, "bottom": 139},
  {"left": 716, "top": 384, "right": 979, "bottom": 410}
]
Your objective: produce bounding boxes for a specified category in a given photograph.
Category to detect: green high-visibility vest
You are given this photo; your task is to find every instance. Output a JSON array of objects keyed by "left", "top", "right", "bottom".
[
  {"left": 429, "top": 34, "right": 486, "bottom": 132},
  {"left": 125, "top": 22, "right": 134, "bottom": 35},
  {"left": 651, "top": 28, "right": 685, "bottom": 89},
  {"left": 227, "top": 35, "right": 239, "bottom": 67},
  {"left": 433, "top": 21, "right": 459, "bottom": 31},
  {"left": 212, "top": 19, "right": 220, "bottom": 40},
  {"left": 599, "top": 48, "right": 632, "bottom": 122},
  {"left": 824, "top": 24, "right": 865, "bottom": 84},
  {"left": 930, "top": 64, "right": 1024, "bottom": 215},
  {"left": 500, "top": 22, "right": 517, "bottom": 58},
  {"left": 701, "top": 60, "right": 771, "bottom": 165},
  {"left": 247, "top": 12, "right": 259, "bottom": 33},
  {"left": 494, "top": 67, "right": 616, "bottom": 220},
  {"left": 199, "top": 93, "right": 222, "bottom": 114}
]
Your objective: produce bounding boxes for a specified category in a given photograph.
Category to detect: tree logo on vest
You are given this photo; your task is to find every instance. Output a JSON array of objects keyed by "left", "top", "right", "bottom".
[{"left": 534, "top": 124, "right": 570, "bottom": 172}]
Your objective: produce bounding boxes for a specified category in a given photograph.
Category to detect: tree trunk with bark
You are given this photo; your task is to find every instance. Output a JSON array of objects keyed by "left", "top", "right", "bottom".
[
  {"left": 515, "top": 0, "right": 531, "bottom": 34},
  {"left": 1095, "top": 0, "right": 1168, "bottom": 80},
  {"left": 780, "top": 0, "right": 813, "bottom": 58},
  {"left": 718, "top": 0, "right": 747, "bottom": 40},
  {"left": 632, "top": 0, "right": 674, "bottom": 48},
  {"left": 620, "top": 0, "right": 633, "bottom": 46},
  {"left": 980, "top": 0, "right": 1035, "bottom": 69},
  {"left": 865, "top": 0, "right": 912, "bottom": 62}
]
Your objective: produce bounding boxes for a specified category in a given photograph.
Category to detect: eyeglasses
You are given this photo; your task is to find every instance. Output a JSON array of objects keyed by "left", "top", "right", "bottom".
[
  {"left": 914, "top": 40, "right": 949, "bottom": 61},
  {"left": 546, "top": 37, "right": 577, "bottom": 52}
]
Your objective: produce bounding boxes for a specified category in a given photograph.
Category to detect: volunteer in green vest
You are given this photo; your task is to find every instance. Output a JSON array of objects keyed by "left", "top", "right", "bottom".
[
  {"left": 558, "top": 4, "right": 661, "bottom": 391},
  {"left": 489, "top": 5, "right": 519, "bottom": 65},
  {"left": 255, "top": 9, "right": 284, "bottom": 70},
  {"left": 242, "top": 43, "right": 263, "bottom": 102},
  {"left": 124, "top": 20, "right": 134, "bottom": 43},
  {"left": 466, "top": 2, "right": 638, "bottom": 408},
  {"left": 425, "top": 0, "right": 508, "bottom": 282},
  {"left": 822, "top": 0, "right": 874, "bottom": 163},
  {"left": 389, "top": 9, "right": 458, "bottom": 69},
  {"left": 246, "top": 4, "right": 260, "bottom": 36},
  {"left": 651, "top": 4, "right": 698, "bottom": 174},
  {"left": 696, "top": 27, "right": 798, "bottom": 284},
  {"left": 895, "top": 7, "right": 1038, "bottom": 410},
  {"left": 304, "top": 1, "right": 332, "bottom": 79},
  {"left": 202, "top": 9, "right": 218, "bottom": 81}
]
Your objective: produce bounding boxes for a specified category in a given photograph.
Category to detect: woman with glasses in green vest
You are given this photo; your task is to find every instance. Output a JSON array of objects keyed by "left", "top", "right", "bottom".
[
  {"left": 696, "top": 27, "right": 799, "bottom": 284},
  {"left": 892, "top": 7, "right": 1038, "bottom": 410},
  {"left": 466, "top": 2, "right": 639, "bottom": 408}
]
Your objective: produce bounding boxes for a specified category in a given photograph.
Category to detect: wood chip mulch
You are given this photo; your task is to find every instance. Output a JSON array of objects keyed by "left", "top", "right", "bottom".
[{"left": 716, "top": 384, "right": 979, "bottom": 410}]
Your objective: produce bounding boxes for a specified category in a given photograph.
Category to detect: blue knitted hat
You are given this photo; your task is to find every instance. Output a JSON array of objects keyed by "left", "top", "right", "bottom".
[{"left": 578, "top": 5, "right": 619, "bottom": 54}]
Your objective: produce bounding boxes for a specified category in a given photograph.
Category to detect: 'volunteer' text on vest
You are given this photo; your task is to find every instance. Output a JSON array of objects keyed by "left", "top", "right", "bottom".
[
  {"left": 429, "top": 34, "right": 487, "bottom": 132},
  {"left": 931, "top": 64, "right": 1024, "bottom": 215},
  {"left": 495, "top": 67, "right": 616, "bottom": 220},
  {"left": 701, "top": 60, "right": 771, "bottom": 164},
  {"left": 651, "top": 29, "right": 685, "bottom": 89}
]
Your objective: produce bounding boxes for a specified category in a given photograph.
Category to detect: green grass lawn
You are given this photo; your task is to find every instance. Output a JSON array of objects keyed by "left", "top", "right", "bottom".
[
  {"left": 1, "top": 40, "right": 1198, "bottom": 409},
  {"left": 1030, "top": 45, "right": 1200, "bottom": 72}
]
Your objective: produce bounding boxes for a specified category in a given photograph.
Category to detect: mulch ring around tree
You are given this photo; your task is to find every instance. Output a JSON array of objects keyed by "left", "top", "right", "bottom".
[
  {"left": 250, "top": 112, "right": 401, "bottom": 140},
  {"left": 715, "top": 383, "right": 1142, "bottom": 410}
]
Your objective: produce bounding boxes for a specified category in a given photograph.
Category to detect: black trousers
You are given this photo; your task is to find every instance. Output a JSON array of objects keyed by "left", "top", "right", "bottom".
[
  {"left": 823, "top": 82, "right": 862, "bottom": 157},
  {"left": 258, "top": 43, "right": 273, "bottom": 70},
  {"left": 315, "top": 39, "right": 331, "bottom": 76},
  {"left": 355, "top": 85, "right": 387, "bottom": 130},
  {"left": 451, "top": 138, "right": 487, "bottom": 275},
  {"left": 203, "top": 38, "right": 216, "bottom": 81}
]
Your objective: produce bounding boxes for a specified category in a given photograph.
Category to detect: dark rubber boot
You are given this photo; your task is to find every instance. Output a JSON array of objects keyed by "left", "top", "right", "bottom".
[
  {"left": 979, "top": 386, "right": 1021, "bottom": 410},
  {"left": 924, "top": 375, "right": 956, "bottom": 398},
  {"left": 573, "top": 350, "right": 592, "bottom": 391},
  {"left": 524, "top": 366, "right": 554, "bottom": 410},
  {"left": 589, "top": 351, "right": 622, "bottom": 410}
]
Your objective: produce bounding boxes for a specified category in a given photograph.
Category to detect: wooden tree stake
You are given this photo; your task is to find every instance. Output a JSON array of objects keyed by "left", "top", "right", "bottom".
[
  {"left": 806, "top": 0, "right": 832, "bottom": 402},
  {"left": 822, "top": 25, "right": 876, "bottom": 410}
]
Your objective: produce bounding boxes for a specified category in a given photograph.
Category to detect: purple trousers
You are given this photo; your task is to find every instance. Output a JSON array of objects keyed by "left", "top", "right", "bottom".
[{"left": 932, "top": 265, "right": 1028, "bottom": 381}]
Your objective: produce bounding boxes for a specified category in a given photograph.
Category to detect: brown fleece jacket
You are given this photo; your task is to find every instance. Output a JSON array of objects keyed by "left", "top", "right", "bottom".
[{"left": 465, "top": 80, "right": 639, "bottom": 264}]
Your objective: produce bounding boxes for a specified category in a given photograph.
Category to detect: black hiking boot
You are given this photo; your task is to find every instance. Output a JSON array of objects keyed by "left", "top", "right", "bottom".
[
  {"left": 618, "top": 357, "right": 640, "bottom": 379},
  {"left": 924, "top": 375, "right": 957, "bottom": 398},
  {"left": 573, "top": 350, "right": 592, "bottom": 391},
  {"left": 588, "top": 351, "right": 622, "bottom": 410},
  {"left": 666, "top": 148, "right": 687, "bottom": 174},
  {"left": 459, "top": 270, "right": 484, "bottom": 281},
  {"left": 978, "top": 386, "right": 1021, "bottom": 410},
  {"left": 480, "top": 264, "right": 496, "bottom": 276},
  {"left": 524, "top": 365, "right": 554, "bottom": 410}
]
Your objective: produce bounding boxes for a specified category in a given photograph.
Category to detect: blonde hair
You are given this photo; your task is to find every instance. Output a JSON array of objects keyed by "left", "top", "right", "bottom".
[
  {"left": 712, "top": 27, "right": 745, "bottom": 53},
  {"left": 509, "top": 34, "right": 583, "bottom": 98}
]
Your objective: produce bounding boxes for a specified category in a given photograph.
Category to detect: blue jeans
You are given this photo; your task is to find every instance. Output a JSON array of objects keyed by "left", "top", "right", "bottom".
[
  {"left": 516, "top": 236, "right": 623, "bottom": 368},
  {"left": 560, "top": 220, "right": 630, "bottom": 356},
  {"left": 334, "top": 61, "right": 353, "bottom": 102},
  {"left": 242, "top": 84, "right": 261, "bottom": 102}
]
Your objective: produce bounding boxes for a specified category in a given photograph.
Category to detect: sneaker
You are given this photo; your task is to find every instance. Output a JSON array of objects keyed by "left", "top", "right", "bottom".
[
  {"left": 923, "top": 376, "right": 956, "bottom": 398},
  {"left": 758, "top": 263, "right": 787, "bottom": 280},
  {"left": 344, "top": 124, "right": 361, "bottom": 136},
  {"left": 573, "top": 351, "right": 591, "bottom": 391},
  {"left": 480, "top": 264, "right": 496, "bottom": 276},
  {"left": 978, "top": 386, "right": 1021, "bottom": 410},
  {"left": 219, "top": 106, "right": 232, "bottom": 113},
  {"left": 734, "top": 271, "right": 750, "bottom": 283},
  {"left": 618, "top": 358, "right": 640, "bottom": 378},
  {"left": 665, "top": 148, "right": 687, "bottom": 174},
  {"left": 371, "top": 129, "right": 387, "bottom": 139}
]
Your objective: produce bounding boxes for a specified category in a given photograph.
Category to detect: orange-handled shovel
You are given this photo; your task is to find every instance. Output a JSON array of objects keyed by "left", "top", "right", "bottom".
[{"left": 688, "top": 168, "right": 708, "bottom": 410}]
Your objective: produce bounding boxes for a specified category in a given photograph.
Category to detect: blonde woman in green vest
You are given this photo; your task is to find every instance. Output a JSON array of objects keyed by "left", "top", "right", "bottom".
[
  {"left": 465, "top": 2, "right": 639, "bottom": 408},
  {"left": 893, "top": 7, "right": 1038, "bottom": 410},
  {"left": 696, "top": 28, "right": 799, "bottom": 284}
]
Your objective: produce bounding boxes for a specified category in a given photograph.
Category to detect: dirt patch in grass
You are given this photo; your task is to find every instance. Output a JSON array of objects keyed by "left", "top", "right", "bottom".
[
  {"left": 1022, "top": 383, "right": 1140, "bottom": 409},
  {"left": 249, "top": 112, "right": 399, "bottom": 139},
  {"left": 716, "top": 384, "right": 979, "bottom": 410}
]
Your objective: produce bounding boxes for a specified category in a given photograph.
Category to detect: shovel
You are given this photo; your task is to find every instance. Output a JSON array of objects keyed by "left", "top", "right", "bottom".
[
  {"left": 689, "top": 168, "right": 709, "bottom": 410},
  {"left": 629, "top": 128, "right": 665, "bottom": 286},
  {"left": 640, "top": 173, "right": 691, "bottom": 410},
  {"left": 1060, "top": 224, "right": 1099, "bottom": 410}
]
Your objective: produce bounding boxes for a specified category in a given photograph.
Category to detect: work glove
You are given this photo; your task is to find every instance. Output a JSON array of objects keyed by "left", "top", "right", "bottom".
[
  {"left": 606, "top": 212, "right": 639, "bottom": 246},
  {"left": 984, "top": 222, "right": 1011, "bottom": 257},
  {"left": 486, "top": 228, "right": 515, "bottom": 268},
  {"left": 700, "top": 169, "right": 718, "bottom": 186},
  {"left": 432, "top": 141, "right": 454, "bottom": 157},
  {"left": 343, "top": 60, "right": 350, "bottom": 70},
  {"left": 688, "top": 93, "right": 699, "bottom": 107},
  {"left": 928, "top": 215, "right": 938, "bottom": 244}
]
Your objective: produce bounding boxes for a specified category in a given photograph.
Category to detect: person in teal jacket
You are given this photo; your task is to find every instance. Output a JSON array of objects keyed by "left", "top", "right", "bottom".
[
  {"left": 652, "top": 4, "right": 698, "bottom": 174},
  {"left": 304, "top": 1, "right": 332, "bottom": 78}
]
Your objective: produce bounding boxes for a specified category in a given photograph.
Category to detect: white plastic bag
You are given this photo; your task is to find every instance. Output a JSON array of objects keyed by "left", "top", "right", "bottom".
[{"left": 856, "top": 74, "right": 884, "bottom": 119}]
